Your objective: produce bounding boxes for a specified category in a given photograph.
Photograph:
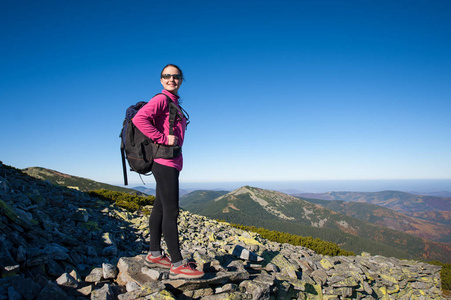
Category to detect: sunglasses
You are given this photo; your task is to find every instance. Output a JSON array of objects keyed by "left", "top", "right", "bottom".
[{"left": 161, "top": 74, "right": 182, "bottom": 80}]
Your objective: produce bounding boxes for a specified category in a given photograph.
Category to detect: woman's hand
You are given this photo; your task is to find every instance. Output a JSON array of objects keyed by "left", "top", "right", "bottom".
[{"left": 167, "top": 135, "right": 178, "bottom": 146}]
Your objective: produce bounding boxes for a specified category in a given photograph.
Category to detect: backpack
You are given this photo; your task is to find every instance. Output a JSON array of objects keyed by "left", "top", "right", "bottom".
[{"left": 120, "top": 93, "right": 188, "bottom": 185}]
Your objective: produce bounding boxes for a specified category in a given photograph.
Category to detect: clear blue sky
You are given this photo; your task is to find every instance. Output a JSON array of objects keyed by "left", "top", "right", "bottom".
[{"left": 1, "top": 0, "right": 450, "bottom": 187}]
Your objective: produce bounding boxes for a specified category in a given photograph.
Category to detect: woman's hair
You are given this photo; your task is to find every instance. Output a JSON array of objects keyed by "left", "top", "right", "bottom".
[{"left": 160, "top": 64, "right": 184, "bottom": 81}]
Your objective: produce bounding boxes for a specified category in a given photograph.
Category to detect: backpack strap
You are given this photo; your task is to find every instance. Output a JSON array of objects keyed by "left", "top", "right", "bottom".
[
  {"left": 156, "top": 93, "right": 189, "bottom": 135},
  {"left": 120, "top": 139, "right": 128, "bottom": 186}
]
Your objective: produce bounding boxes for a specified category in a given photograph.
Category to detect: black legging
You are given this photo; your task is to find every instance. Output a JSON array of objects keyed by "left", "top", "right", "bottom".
[{"left": 149, "top": 162, "right": 183, "bottom": 263}]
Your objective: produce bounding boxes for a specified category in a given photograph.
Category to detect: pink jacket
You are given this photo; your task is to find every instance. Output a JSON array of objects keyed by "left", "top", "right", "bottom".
[{"left": 132, "top": 89, "right": 187, "bottom": 171}]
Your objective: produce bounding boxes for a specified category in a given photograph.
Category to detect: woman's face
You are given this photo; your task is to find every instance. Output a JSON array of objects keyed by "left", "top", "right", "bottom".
[{"left": 160, "top": 66, "right": 182, "bottom": 95}]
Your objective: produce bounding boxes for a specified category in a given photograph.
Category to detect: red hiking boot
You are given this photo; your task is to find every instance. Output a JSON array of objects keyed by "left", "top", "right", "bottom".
[
  {"left": 144, "top": 253, "right": 171, "bottom": 269},
  {"left": 169, "top": 261, "right": 204, "bottom": 279}
]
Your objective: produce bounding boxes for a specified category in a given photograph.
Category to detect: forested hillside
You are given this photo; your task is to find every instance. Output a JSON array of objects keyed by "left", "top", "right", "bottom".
[
  {"left": 181, "top": 187, "right": 451, "bottom": 263},
  {"left": 300, "top": 197, "right": 451, "bottom": 243}
]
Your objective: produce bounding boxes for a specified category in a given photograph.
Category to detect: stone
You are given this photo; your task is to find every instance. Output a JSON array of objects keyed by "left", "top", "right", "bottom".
[
  {"left": 215, "top": 283, "right": 239, "bottom": 294},
  {"left": 12, "top": 276, "right": 41, "bottom": 300},
  {"left": 72, "top": 208, "right": 89, "bottom": 222},
  {"left": 125, "top": 281, "right": 140, "bottom": 292},
  {"left": 265, "top": 262, "right": 279, "bottom": 272},
  {"left": 85, "top": 245, "right": 98, "bottom": 257},
  {"left": 0, "top": 239, "right": 19, "bottom": 275},
  {"left": 7, "top": 286, "right": 22, "bottom": 300},
  {"left": 116, "top": 256, "right": 158, "bottom": 286},
  {"left": 102, "top": 245, "right": 118, "bottom": 256},
  {"left": 77, "top": 284, "right": 93, "bottom": 296},
  {"left": 101, "top": 232, "right": 115, "bottom": 245},
  {"left": 311, "top": 268, "right": 328, "bottom": 285},
  {"left": 85, "top": 267, "right": 104, "bottom": 282},
  {"left": 231, "top": 244, "right": 263, "bottom": 262},
  {"left": 91, "top": 283, "right": 114, "bottom": 300},
  {"left": 320, "top": 258, "right": 334, "bottom": 270},
  {"left": 56, "top": 272, "right": 78, "bottom": 288},
  {"left": 15, "top": 245, "right": 27, "bottom": 263},
  {"left": 46, "top": 259, "right": 65, "bottom": 277},
  {"left": 240, "top": 280, "right": 271, "bottom": 300},
  {"left": 141, "top": 266, "right": 161, "bottom": 280},
  {"left": 270, "top": 253, "right": 298, "bottom": 279},
  {"left": 183, "top": 287, "right": 214, "bottom": 298},
  {"left": 102, "top": 263, "right": 118, "bottom": 279},
  {"left": 117, "top": 281, "right": 167, "bottom": 300},
  {"left": 35, "top": 281, "right": 68, "bottom": 300}
]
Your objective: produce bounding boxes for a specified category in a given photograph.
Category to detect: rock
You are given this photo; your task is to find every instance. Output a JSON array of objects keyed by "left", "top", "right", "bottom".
[
  {"left": 77, "top": 284, "right": 93, "bottom": 296},
  {"left": 85, "top": 267, "right": 103, "bottom": 282},
  {"left": 15, "top": 245, "right": 27, "bottom": 263},
  {"left": 141, "top": 266, "right": 161, "bottom": 280},
  {"left": 11, "top": 276, "right": 41, "bottom": 300},
  {"left": 56, "top": 272, "right": 78, "bottom": 288},
  {"left": 264, "top": 262, "right": 279, "bottom": 273},
  {"left": 101, "top": 232, "right": 115, "bottom": 245},
  {"left": 125, "top": 281, "right": 140, "bottom": 292},
  {"left": 44, "top": 243, "right": 70, "bottom": 260},
  {"left": 183, "top": 287, "right": 214, "bottom": 298},
  {"left": 72, "top": 208, "right": 89, "bottom": 222},
  {"left": 45, "top": 259, "right": 65, "bottom": 277},
  {"left": 91, "top": 283, "right": 114, "bottom": 300},
  {"left": 102, "top": 263, "right": 118, "bottom": 279},
  {"left": 116, "top": 256, "right": 158, "bottom": 286},
  {"left": 102, "top": 245, "right": 117, "bottom": 256},
  {"left": 240, "top": 280, "right": 271, "bottom": 300},
  {"left": 117, "top": 281, "right": 168, "bottom": 300},
  {"left": 230, "top": 244, "right": 263, "bottom": 262},
  {"left": 7, "top": 286, "right": 22, "bottom": 300},
  {"left": 85, "top": 245, "right": 98, "bottom": 257},
  {"left": 270, "top": 253, "right": 298, "bottom": 279},
  {"left": 215, "top": 283, "right": 239, "bottom": 294},
  {"left": 35, "top": 281, "right": 68, "bottom": 300}
]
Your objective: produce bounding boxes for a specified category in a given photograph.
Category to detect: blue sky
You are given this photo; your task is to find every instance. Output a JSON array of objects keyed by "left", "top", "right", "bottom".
[{"left": 1, "top": 0, "right": 450, "bottom": 188}]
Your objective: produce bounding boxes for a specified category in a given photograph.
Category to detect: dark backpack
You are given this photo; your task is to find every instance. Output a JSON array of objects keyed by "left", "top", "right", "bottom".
[{"left": 120, "top": 93, "right": 188, "bottom": 185}]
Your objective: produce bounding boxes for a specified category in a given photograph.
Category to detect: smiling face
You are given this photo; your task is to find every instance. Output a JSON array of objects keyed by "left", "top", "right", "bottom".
[{"left": 160, "top": 65, "right": 183, "bottom": 95}]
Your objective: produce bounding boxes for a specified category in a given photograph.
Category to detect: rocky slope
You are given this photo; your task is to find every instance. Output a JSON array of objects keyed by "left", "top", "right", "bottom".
[
  {"left": 0, "top": 162, "right": 444, "bottom": 299},
  {"left": 22, "top": 167, "right": 142, "bottom": 194}
]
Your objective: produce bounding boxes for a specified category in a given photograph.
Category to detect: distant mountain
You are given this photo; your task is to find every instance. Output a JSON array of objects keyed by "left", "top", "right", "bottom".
[
  {"left": 294, "top": 191, "right": 451, "bottom": 224},
  {"left": 299, "top": 197, "right": 451, "bottom": 244},
  {"left": 180, "top": 190, "right": 229, "bottom": 209},
  {"left": 410, "top": 191, "right": 451, "bottom": 198},
  {"left": 181, "top": 186, "right": 451, "bottom": 263},
  {"left": 294, "top": 190, "right": 450, "bottom": 212},
  {"left": 132, "top": 186, "right": 156, "bottom": 196},
  {"left": 22, "top": 167, "right": 142, "bottom": 194},
  {"left": 133, "top": 186, "right": 194, "bottom": 196}
]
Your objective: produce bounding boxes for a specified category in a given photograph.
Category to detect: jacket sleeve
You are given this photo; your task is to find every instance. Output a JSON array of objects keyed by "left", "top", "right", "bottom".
[{"left": 132, "top": 96, "right": 168, "bottom": 145}]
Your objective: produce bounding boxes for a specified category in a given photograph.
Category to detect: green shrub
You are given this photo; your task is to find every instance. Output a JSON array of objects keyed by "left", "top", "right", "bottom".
[
  {"left": 429, "top": 261, "right": 451, "bottom": 290},
  {"left": 88, "top": 189, "right": 154, "bottom": 213},
  {"left": 229, "top": 223, "right": 354, "bottom": 256}
]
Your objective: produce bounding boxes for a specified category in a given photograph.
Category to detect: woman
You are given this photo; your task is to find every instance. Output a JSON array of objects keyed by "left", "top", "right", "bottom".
[{"left": 132, "top": 64, "right": 204, "bottom": 279}]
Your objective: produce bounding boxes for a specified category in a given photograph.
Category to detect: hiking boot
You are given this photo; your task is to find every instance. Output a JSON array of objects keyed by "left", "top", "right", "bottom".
[
  {"left": 169, "top": 262, "right": 204, "bottom": 279},
  {"left": 144, "top": 253, "right": 171, "bottom": 269}
]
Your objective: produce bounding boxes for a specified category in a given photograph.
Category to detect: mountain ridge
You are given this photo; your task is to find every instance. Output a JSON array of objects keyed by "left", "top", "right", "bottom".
[
  {"left": 295, "top": 190, "right": 450, "bottom": 212},
  {"left": 182, "top": 186, "right": 451, "bottom": 263},
  {"left": 22, "top": 167, "right": 142, "bottom": 194}
]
